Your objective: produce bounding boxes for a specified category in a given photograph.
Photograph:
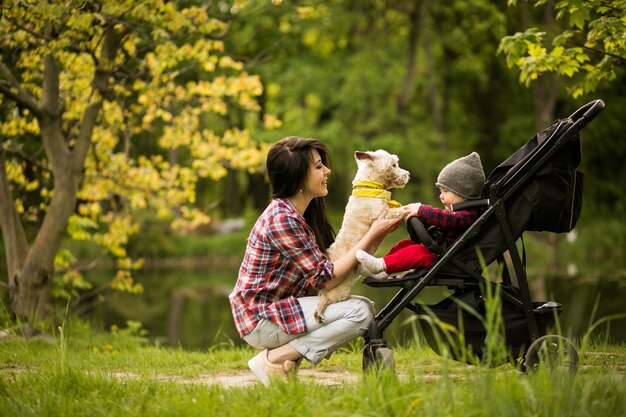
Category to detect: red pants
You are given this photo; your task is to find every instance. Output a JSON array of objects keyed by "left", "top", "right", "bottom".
[{"left": 383, "top": 239, "right": 436, "bottom": 273}]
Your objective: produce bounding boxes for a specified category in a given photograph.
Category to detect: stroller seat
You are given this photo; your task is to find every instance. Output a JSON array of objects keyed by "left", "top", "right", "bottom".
[
  {"left": 364, "top": 207, "right": 488, "bottom": 289},
  {"left": 364, "top": 266, "right": 467, "bottom": 289}
]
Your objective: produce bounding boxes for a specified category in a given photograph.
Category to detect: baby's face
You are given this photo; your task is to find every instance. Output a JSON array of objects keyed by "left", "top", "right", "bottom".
[{"left": 439, "top": 187, "right": 465, "bottom": 210}]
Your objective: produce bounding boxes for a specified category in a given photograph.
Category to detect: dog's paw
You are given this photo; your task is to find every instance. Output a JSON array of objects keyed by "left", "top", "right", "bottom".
[
  {"left": 313, "top": 311, "right": 326, "bottom": 324},
  {"left": 356, "top": 264, "right": 368, "bottom": 277},
  {"left": 385, "top": 207, "right": 405, "bottom": 219}
]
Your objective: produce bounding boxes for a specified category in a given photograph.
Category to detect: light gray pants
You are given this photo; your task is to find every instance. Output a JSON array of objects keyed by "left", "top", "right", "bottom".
[{"left": 242, "top": 296, "right": 375, "bottom": 365}]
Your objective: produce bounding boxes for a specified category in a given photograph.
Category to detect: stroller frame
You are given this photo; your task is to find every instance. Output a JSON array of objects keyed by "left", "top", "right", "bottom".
[{"left": 362, "top": 100, "right": 605, "bottom": 373}]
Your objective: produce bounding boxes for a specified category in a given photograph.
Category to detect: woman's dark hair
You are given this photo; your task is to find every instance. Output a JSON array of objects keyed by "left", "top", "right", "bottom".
[{"left": 266, "top": 136, "right": 336, "bottom": 251}]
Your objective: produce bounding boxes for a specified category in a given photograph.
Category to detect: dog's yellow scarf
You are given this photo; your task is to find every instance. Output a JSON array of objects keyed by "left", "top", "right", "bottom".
[{"left": 352, "top": 180, "right": 401, "bottom": 208}]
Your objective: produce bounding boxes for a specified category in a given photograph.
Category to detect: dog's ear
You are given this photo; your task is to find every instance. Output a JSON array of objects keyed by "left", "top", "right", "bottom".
[{"left": 354, "top": 151, "right": 373, "bottom": 161}]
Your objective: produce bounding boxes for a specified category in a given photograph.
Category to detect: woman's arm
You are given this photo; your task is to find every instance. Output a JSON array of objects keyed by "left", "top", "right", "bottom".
[{"left": 323, "top": 214, "right": 402, "bottom": 290}]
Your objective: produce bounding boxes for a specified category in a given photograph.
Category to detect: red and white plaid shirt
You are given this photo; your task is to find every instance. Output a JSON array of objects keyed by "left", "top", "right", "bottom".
[{"left": 229, "top": 198, "right": 335, "bottom": 337}]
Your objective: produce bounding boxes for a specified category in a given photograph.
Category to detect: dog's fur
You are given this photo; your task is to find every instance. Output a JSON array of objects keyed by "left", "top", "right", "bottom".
[{"left": 314, "top": 149, "right": 410, "bottom": 323}]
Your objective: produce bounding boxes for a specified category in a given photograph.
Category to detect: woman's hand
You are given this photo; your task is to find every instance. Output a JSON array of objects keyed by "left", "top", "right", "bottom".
[
  {"left": 329, "top": 212, "right": 402, "bottom": 286},
  {"left": 369, "top": 212, "right": 403, "bottom": 237}
]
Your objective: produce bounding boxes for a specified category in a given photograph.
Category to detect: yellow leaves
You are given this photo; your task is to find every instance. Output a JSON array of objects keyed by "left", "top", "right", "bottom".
[
  {"left": 52, "top": 249, "right": 93, "bottom": 300},
  {"left": 122, "top": 37, "right": 137, "bottom": 57},
  {"left": 571, "top": 86, "right": 585, "bottom": 99},
  {"left": 575, "top": 53, "right": 590, "bottom": 64},
  {"left": 77, "top": 202, "right": 102, "bottom": 220},
  {"left": 551, "top": 46, "right": 565, "bottom": 57},
  {"left": 159, "top": 112, "right": 199, "bottom": 148},
  {"left": 527, "top": 42, "right": 547, "bottom": 58},
  {"left": 2, "top": 0, "right": 277, "bottom": 305},
  {"left": 59, "top": 52, "right": 96, "bottom": 121},
  {"left": 296, "top": 7, "right": 316, "bottom": 20},
  {"left": 0, "top": 111, "right": 40, "bottom": 137},
  {"left": 117, "top": 257, "right": 144, "bottom": 270},
  {"left": 263, "top": 114, "right": 283, "bottom": 130},
  {"left": 53, "top": 269, "right": 93, "bottom": 301},
  {"left": 170, "top": 207, "right": 211, "bottom": 233},
  {"left": 93, "top": 214, "right": 140, "bottom": 258},
  {"left": 5, "top": 160, "right": 27, "bottom": 185},
  {"left": 66, "top": 11, "right": 95, "bottom": 33},
  {"left": 219, "top": 56, "right": 244, "bottom": 70},
  {"left": 111, "top": 270, "right": 144, "bottom": 294},
  {"left": 14, "top": 199, "right": 24, "bottom": 214},
  {"left": 67, "top": 214, "right": 99, "bottom": 241},
  {"left": 186, "top": 127, "right": 265, "bottom": 179}
]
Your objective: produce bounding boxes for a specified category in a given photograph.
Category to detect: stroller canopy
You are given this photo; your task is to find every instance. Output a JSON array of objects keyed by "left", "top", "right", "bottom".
[{"left": 457, "top": 117, "right": 585, "bottom": 270}]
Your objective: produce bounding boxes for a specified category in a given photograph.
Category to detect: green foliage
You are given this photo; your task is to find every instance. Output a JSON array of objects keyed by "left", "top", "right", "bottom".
[
  {"left": 1, "top": 0, "right": 625, "bottom": 324},
  {"left": 499, "top": 0, "right": 626, "bottom": 97}
]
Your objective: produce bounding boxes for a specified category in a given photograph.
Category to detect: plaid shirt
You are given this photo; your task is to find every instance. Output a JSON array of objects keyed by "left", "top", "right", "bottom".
[
  {"left": 417, "top": 204, "right": 483, "bottom": 243},
  {"left": 229, "top": 198, "right": 335, "bottom": 337}
]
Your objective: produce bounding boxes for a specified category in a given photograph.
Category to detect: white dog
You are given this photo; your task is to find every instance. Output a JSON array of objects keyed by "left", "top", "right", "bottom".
[{"left": 314, "top": 149, "right": 410, "bottom": 323}]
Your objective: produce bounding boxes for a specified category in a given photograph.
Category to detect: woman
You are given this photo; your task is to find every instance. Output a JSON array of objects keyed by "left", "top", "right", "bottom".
[{"left": 229, "top": 136, "right": 401, "bottom": 386}]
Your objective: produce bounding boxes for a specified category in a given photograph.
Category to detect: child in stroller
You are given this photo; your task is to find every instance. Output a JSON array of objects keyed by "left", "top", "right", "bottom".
[{"left": 357, "top": 152, "right": 486, "bottom": 277}]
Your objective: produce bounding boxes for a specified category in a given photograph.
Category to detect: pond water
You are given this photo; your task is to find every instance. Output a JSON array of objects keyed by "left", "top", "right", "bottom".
[{"left": 83, "top": 266, "right": 626, "bottom": 350}]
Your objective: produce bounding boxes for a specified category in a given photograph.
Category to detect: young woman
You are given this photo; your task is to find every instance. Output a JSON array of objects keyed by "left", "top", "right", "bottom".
[{"left": 229, "top": 136, "right": 401, "bottom": 386}]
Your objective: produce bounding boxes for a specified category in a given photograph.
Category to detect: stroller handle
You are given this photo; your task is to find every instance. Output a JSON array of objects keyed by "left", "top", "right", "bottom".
[{"left": 568, "top": 99, "right": 605, "bottom": 124}]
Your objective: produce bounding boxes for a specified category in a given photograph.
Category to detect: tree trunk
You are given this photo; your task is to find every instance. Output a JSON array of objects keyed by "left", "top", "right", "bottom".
[
  {"left": 3, "top": 25, "right": 122, "bottom": 322},
  {"left": 533, "top": 0, "right": 560, "bottom": 302},
  {"left": 10, "top": 119, "right": 81, "bottom": 320},
  {"left": 247, "top": 172, "right": 270, "bottom": 213},
  {"left": 396, "top": 1, "right": 423, "bottom": 115},
  {"left": 0, "top": 149, "right": 30, "bottom": 314},
  {"left": 223, "top": 168, "right": 242, "bottom": 217},
  {"left": 422, "top": 1, "right": 445, "bottom": 136},
  {"left": 517, "top": 0, "right": 560, "bottom": 302}
]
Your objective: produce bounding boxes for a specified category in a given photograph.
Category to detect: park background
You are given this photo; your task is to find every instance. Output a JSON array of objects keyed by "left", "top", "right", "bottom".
[{"left": 1, "top": 0, "right": 625, "bottom": 351}]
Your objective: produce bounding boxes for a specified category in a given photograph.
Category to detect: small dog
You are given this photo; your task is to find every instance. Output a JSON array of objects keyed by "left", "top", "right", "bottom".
[{"left": 314, "top": 149, "right": 410, "bottom": 323}]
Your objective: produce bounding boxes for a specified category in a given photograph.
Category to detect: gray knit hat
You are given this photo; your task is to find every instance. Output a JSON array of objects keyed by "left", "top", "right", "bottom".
[{"left": 435, "top": 152, "right": 485, "bottom": 199}]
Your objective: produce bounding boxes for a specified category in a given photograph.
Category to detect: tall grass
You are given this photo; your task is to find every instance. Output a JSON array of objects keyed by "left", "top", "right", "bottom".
[{"left": 1, "top": 318, "right": 624, "bottom": 417}]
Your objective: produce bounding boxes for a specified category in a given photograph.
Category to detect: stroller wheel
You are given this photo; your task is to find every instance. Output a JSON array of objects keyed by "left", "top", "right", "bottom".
[
  {"left": 523, "top": 335, "right": 579, "bottom": 374},
  {"left": 375, "top": 347, "right": 396, "bottom": 372},
  {"left": 363, "top": 343, "right": 395, "bottom": 373}
]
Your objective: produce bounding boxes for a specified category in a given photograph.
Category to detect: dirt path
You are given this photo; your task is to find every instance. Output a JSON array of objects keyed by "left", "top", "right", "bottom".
[{"left": 109, "top": 368, "right": 361, "bottom": 388}]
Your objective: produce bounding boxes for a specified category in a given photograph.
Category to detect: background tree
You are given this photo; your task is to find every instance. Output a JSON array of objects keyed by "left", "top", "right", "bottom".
[
  {"left": 499, "top": 0, "right": 625, "bottom": 99},
  {"left": 2, "top": 0, "right": 624, "bottom": 328},
  {"left": 0, "top": 0, "right": 276, "bottom": 324},
  {"left": 228, "top": 0, "right": 521, "bottom": 204},
  {"left": 498, "top": 0, "right": 626, "bottom": 294}
]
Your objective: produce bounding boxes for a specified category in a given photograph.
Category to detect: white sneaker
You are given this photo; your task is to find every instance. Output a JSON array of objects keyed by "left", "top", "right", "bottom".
[{"left": 247, "top": 349, "right": 299, "bottom": 386}]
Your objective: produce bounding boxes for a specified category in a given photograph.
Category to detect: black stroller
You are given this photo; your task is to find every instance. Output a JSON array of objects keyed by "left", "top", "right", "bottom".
[{"left": 362, "top": 99, "right": 605, "bottom": 374}]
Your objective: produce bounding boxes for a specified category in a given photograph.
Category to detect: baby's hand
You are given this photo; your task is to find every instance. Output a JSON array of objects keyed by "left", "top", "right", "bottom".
[{"left": 402, "top": 203, "right": 422, "bottom": 219}]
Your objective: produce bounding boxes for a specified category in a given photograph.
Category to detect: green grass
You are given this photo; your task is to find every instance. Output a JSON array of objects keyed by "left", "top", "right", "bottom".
[{"left": 1, "top": 320, "right": 625, "bottom": 417}]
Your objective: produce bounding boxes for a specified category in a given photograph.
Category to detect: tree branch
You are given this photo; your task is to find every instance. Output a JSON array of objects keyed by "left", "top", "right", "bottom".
[
  {"left": 574, "top": 42, "right": 626, "bottom": 61},
  {"left": 0, "top": 62, "right": 41, "bottom": 116},
  {"left": 71, "top": 24, "right": 129, "bottom": 170},
  {"left": 3, "top": 145, "right": 50, "bottom": 173},
  {"left": 0, "top": 146, "right": 30, "bottom": 278}
]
